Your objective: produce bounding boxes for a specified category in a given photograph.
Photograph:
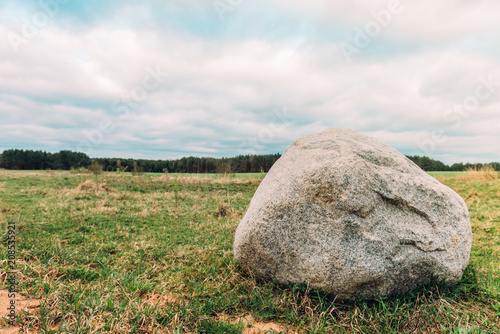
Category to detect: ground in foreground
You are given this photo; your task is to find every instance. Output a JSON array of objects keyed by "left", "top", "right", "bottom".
[{"left": 0, "top": 170, "right": 499, "bottom": 333}]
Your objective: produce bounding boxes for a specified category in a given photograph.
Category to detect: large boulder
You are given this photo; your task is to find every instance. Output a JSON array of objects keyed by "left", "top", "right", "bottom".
[{"left": 234, "top": 128, "right": 472, "bottom": 300}]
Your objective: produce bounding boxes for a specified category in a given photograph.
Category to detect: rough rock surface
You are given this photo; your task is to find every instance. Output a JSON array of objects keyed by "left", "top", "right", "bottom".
[{"left": 234, "top": 128, "right": 472, "bottom": 300}]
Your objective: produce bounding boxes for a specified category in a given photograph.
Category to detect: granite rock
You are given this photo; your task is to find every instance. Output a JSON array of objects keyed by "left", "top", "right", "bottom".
[{"left": 234, "top": 128, "right": 472, "bottom": 299}]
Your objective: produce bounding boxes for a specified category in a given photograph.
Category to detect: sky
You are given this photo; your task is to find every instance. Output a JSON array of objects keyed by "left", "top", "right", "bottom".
[{"left": 0, "top": 0, "right": 499, "bottom": 164}]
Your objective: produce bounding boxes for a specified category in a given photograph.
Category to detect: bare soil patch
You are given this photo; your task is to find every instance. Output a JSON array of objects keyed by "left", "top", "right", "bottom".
[
  {"left": 216, "top": 313, "right": 297, "bottom": 334},
  {"left": 0, "top": 290, "right": 40, "bottom": 334}
]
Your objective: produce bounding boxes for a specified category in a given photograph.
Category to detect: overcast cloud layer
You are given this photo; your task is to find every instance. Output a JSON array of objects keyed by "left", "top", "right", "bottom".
[{"left": 1, "top": 0, "right": 499, "bottom": 163}]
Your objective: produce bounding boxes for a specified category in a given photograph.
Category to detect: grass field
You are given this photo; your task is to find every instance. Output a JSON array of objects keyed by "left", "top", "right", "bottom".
[
  {"left": 146, "top": 173, "right": 266, "bottom": 180},
  {"left": 0, "top": 169, "right": 499, "bottom": 333}
]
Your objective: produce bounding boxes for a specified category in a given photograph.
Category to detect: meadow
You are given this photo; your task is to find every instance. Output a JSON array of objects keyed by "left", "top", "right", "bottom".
[{"left": 0, "top": 169, "right": 499, "bottom": 333}]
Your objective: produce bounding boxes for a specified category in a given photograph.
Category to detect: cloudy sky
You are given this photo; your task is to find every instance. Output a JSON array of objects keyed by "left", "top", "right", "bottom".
[{"left": 1, "top": 0, "right": 499, "bottom": 164}]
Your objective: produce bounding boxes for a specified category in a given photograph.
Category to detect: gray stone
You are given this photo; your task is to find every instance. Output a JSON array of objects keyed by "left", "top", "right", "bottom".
[{"left": 234, "top": 128, "right": 472, "bottom": 300}]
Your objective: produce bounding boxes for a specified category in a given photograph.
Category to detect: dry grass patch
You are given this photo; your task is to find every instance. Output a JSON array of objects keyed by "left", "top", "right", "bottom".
[
  {"left": 457, "top": 165, "right": 499, "bottom": 182},
  {"left": 144, "top": 293, "right": 187, "bottom": 307},
  {"left": 154, "top": 174, "right": 261, "bottom": 185},
  {"left": 20, "top": 188, "right": 48, "bottom": 196},
  {"left": 113, "top": 193, "right": 134, "bottom": 201},
  {"left": 62, "top": 179, "right": 112, "bottom": 196},
  {"left": 153, "top": 175, "right": 206, "bottom": 184},
  {"left": 75, "top": 180, "right": 111, "bottom": 193}
]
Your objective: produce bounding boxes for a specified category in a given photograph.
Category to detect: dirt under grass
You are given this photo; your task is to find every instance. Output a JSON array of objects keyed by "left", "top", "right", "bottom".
[{"left": 0, "top": 170, "right": 499, "bottom": 333}]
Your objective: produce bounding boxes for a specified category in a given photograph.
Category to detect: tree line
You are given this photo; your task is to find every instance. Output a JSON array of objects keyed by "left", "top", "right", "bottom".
[
  {"left": 0, "top": 149, "right": 281, "bottom": 173},
  {"left": 92, "top": 154, "right": 282, "bottom": 174},
  {"left": 0, "top": 149, "right": 90, "bottom": 170},
  {"left": 405, "top": 155, "right": 500, "bottom": 172},
  {"left": 0, "top": 149, "right": 498, "bottom": 173}
]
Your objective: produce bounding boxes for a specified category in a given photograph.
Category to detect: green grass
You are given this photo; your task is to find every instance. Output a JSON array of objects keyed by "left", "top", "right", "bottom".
[
  {"left": 427, "top": 171, "right": 467, "bottom": 177},
  {"left": 0, "top": 170, "right": 499, "bottom": 333}
]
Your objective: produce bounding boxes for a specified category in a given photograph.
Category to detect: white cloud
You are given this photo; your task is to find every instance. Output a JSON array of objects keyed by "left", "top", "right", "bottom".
[
  {"left": 0, "top": 1, "right": 499, "bottom": 163},
  {"left": 271, "top": 0, "right": 500, "bottom": 41}
]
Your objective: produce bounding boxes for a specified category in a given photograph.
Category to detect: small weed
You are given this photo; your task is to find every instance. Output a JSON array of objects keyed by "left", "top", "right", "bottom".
[
  {"left": 174, "top": 174, "right": 179, "bottom": 210},
  {"left": 215, "top": 198, "right": 231, "bottom": 217},
  {"left": 88, "top": 162, "right": 103, "bottom": 176},
  {"left": 130, "top": 185, "right": 146, "bottom": 193},
  {"left": 65, "top": 267, "right": 101, "bottom": 282}
]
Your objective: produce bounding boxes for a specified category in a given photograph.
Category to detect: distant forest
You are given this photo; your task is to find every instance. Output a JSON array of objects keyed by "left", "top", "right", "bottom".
[{"left": 0, "top": 149, "right": 499, "bottom": 173}]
